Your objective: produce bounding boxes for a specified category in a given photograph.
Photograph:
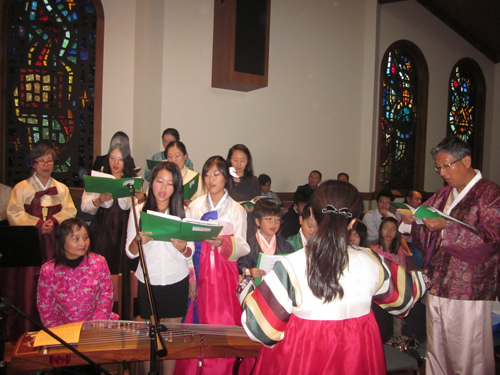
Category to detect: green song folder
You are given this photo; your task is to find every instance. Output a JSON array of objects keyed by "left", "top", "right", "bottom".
[
  {"left": 83, "top": 174, "right": 143, "bottom": 199},
  {"left": 140, "top": 210, "right": 223, "bottom": 242},
  {"left": 184, "top": 174, "right": 199, "bottom": 200}
]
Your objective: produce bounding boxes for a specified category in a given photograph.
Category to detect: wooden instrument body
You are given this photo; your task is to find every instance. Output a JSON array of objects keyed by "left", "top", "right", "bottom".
[{"left": 10, "top": 321, "right": 261, "bottom": 374}]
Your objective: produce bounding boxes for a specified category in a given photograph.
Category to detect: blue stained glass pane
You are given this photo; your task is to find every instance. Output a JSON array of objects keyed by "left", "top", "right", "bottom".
[
  {"left": 72, "top": 42, "right": 77, "bottom": 49},
  {"left": 81, "top": 51, "right": 88, "bottom": 60},
  {"left": 31, "top": 1, "right": 37, "bottom": 10},
  {"left": 69, "top": 50, "right": 77, "bottom": 55},
  {"left": 30, "top": 11, "right": 35, "bottom": 20},
  {"left": 43, "top": 34, "right": 48, "bottom": 40},
  {"left": 86, "top": 6, "right": 95, "bottom": 13},
  {"left": 72, "top": 12, "right": 78, "bottom": 20}
]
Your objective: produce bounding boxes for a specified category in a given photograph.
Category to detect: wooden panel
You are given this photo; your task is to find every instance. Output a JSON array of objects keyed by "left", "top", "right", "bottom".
[{"left": 212, "top": 0, "right": 270, "bottom": 92}]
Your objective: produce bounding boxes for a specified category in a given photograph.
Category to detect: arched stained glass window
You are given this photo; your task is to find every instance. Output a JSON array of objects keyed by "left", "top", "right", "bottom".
[
  {"left": 2, "top": 0, "right": 103, "bottom": 187},
  {"left": 377, "top": 41, "right": 428, "bottom": 191},
  {"left": 447, "top": 58, "right": 485, "bottom": 169}
]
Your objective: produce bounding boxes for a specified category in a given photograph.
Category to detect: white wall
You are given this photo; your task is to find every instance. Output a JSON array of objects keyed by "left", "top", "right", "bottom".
[
  {"left": 99, "top": 0, "right": 499, "bottom": 194},
  {"left": 101, "top": 0, "right": 375, "bottom": 192}
]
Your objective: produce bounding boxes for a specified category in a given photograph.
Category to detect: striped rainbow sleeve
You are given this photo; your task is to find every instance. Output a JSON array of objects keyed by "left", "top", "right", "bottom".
[
  {"left": 241, "top": 258, "right": 301, "bottom": 347},
  {"left": 370, "top": 250, "right": 428, "bottom": 318}
]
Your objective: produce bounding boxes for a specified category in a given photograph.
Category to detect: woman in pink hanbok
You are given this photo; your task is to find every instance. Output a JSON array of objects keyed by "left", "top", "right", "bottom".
[{"left": 174, "top": 156, "right": 250, "bottom": 375}]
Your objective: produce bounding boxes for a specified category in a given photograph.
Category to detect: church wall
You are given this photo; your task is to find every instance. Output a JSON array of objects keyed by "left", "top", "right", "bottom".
[
  {"left": 101, "top": 0, "right": 375, "bottom": 192},
  {"left": 100, "top": 0, "right": 499, "bottom": 194}
]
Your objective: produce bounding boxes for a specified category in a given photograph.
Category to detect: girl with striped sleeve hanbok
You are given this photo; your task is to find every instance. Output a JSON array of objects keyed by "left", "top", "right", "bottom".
[{"left": 241, "top": 180, "right": 427, "bottom": 375}]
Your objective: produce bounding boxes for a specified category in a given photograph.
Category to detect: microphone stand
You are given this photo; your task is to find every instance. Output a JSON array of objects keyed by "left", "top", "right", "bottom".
[
  {"left": 126, "top": 182, "right": 167, "bottom": 375},
  {"left": 0, "top": 297, "right": 112, "bottom": 375}
]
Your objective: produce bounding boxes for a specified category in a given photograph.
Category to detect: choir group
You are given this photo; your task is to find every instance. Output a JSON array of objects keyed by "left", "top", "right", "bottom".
[{"left": 3, "top": 130, "right": 499, "bottom": 375}]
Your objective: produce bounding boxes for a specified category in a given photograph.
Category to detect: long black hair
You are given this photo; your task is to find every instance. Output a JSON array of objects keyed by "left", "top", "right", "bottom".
[
  {"left": 226, "top": 144, "right": 255, "bottom": 178},
  {"left": 377, "top": 217, "right": 401, "bottom": 255},
  {"left": 103, "top": 142, "right": 136, "bottom": 178},
  {"left": 143, "top": 161, "right": 185, "bottom": 219},
  {"left": 201, "top": 156, "right": 231, "bottom": 191},
  {"left": 306, "top": 180, "right": 362, "bottom": 302}
]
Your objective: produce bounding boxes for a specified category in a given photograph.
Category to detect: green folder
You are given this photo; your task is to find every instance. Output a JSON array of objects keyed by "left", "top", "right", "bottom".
[
  {"left": 83, "top": 175, "right": 143, "bottom": 198},
  {"left": 184, "top": 174, "right": 199, "bottom": 200},
  {"left": 147, "top": 159, "right": 162, "bottom": 171},
  {"left": 140, "top": 211, "right": 223, "bottom": 242},
  {"left": 239, "top": 196, "right": 269, "bottom": 209},
  {"left": 391, "top": 202, "right": 477, "bottom": 232}
]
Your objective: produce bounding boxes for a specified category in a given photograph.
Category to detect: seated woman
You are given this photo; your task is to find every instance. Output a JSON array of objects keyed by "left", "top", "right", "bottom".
[
  {"left": 37, "top": 218, "right": 118, "bottom": 328},
  {"left": 241, "top": 180, "right": 427, "bottom": 375}
]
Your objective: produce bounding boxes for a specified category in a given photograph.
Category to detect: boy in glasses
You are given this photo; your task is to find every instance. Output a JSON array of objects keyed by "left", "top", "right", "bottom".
[{"left": 238, "top": 200, "right": 294, "bottom": 278}]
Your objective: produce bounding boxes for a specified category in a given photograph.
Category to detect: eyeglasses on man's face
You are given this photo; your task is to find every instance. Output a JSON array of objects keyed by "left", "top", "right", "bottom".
[{"left": 434, "top": 157, "right": 463, "bottom": 173}]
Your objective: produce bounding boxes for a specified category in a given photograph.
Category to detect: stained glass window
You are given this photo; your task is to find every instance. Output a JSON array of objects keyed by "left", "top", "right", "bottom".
[
  {"left": 447, "top": 58, "right": 485, "bottom": 168},
  {"left": 4, "top": 0, "right": 100, "bottom": 187},
  {"left": 378, "top": 41, "right": 428, "bottom": 191}
]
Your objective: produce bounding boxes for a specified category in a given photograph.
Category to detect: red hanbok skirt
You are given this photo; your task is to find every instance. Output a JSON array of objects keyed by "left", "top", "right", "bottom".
[{"left": 253, "top": 311, "right": 386, "bottom": 375}]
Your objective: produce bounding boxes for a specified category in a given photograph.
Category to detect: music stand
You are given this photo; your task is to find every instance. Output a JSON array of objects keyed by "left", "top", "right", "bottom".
[{"left": 0, "top": 226, "right": 42, "bottom": 268}]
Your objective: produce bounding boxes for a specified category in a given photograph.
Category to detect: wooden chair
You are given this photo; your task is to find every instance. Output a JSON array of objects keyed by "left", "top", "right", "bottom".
[{"left": 111, "top": 273, "right": 122, "bottom": 317}]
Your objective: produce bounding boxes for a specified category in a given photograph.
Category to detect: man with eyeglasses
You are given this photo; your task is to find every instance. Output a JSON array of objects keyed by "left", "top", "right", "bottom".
[
  {"left": 363, "top": 189, "right": 396, "bottom": 245},
  {"left": 408, "top": 136, "right": 500, "bottom": 375}
]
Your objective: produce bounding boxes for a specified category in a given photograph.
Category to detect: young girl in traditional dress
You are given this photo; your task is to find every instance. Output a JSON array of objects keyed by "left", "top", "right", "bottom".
[
  {"left": 174, "top": 156, "right": 251, "bottom": 375},
  {"left": 126, "top": 161, "right": 193, "bottom": 375},
  {"left": 4, "top": 144, "right": 77, "bottom": 340},
  {"left": 81, "top": 141, "right": 144, "bottom": 319},
  {"left": 165, "top": 140, "right": 205, "bottom": 206},
  {"left": 37, "top": 218, "right": 118, "bottom": 328},
  {"left": 242, "top": 180, "right": 427, "bottom": 375}
]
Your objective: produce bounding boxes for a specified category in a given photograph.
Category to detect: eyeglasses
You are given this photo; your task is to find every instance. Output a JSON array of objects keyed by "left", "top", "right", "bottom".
[
  {"left": 262, "top": 218, "right": 281, "bottom": 224},
  {"left": 434, "top": 157, "right": 463, "bottom": 173},
  {"left": 34, "top": 160, "right": 54, "bottom": 166}
]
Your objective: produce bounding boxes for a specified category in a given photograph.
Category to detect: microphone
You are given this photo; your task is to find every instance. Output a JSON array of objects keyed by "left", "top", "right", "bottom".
[{"left": 123, "top": 179, "right": 136, "bottom": 194}]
